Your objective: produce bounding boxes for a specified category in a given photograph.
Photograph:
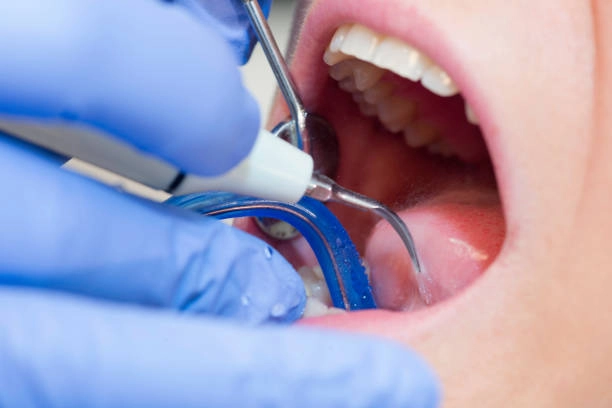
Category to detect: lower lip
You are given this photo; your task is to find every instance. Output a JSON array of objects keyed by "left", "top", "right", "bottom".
[{"left": 295, "top": 184, "right": 504, "bottom": 333}]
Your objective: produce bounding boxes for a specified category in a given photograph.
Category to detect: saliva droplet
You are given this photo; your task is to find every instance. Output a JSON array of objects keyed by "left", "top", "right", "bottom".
[
  {"left": 264, "top": 246, "right": 274, "bottom": 259},
  {"left": 270, "top": 303, "right": 287, "bottom": 318}
]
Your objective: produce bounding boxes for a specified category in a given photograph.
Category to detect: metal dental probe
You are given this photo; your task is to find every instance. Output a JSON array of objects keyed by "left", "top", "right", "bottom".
[
  {"left": 306, "top": 173, "right": 423, "bottom": 276},
  {"left": 241, "top": 0, "right": 307, "bottom": 149},
  {"left": 242, "top": 0, "right": 424, "bottom": 275},
  {"left": 241, "top": 0, "right": 338, "bottom": 178}
]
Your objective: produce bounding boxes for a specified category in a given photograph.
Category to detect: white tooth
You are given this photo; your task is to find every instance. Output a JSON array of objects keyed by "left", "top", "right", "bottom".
[
  {"left": 261, "top": 221, "right": 299, "bottom": 240},
  {"left": 354, "top": 93, "right": 380, "bottom": 116},
  {"left": 340, "top": 24, "right": 381, "bottom": 61},
  {"left": 353, "top": 61, "right": 385, "bottom": 91},
  {"left": 403, "top": 122, "right": 440, "bottom": 148},
  {"left": 377, "top": 96, "right": 416, "bottom": 133},
  {"left": 312, "top": 266, "right": 325, "bottom": 281},
  {"left": 300, "top": 268, "right": 333, "bottom": 305},
  {"left": 303, "top": 298, "right": 330, "bottom": 318},
  {"left": 308, "top": 281, "right": 332, "bottom": 304},
  {"left": 363, "top": 81, "right": 394, "bottom": 104},
  {"left": 465, "top": 103, "right": 479, "bottom": 125},
  {"left": 338, "top": 77, "right": 358, "bottom": 93},
  {"left": 427, "top": 139, "right": 455, "bottom": 157},
  {"left": 421, "top": 64, "right": 459, "bottom": 97},
  {"left": 351, "top": 91, "right": 378, "bottom": 116},
  {"left": 372, "top": 37, "right": 432, "bottom": 82},
  {"left": 352, "top": 92, "right": 366, "bottom": 104},
  {"left": 302, "top": 299, "right": 347, "bottom": 317},
  {"left": 329, "top": 24, "right": 352, "bottom": 53},
  {"left": 326, "top": 307, "right": 347, "bottom": 315},
  {"left": 323, "top": 49, "right": 352, "bottom": 66},
  {"left": 329, "top": 60, "right": 357, "bottom": 81},
  {"left": 358, "top": 101, "right": 379, "bottom": 117}
]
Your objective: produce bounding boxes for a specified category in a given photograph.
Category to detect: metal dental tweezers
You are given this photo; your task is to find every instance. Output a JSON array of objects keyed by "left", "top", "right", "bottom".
[{"left": 242, "top": 0, "right": 423, "bottom": 276}]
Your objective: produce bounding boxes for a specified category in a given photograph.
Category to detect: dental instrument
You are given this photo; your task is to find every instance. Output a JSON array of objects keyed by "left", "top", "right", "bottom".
[
  {"left": 0, "top": 0, "right": 422, "bottom": 283},
  {"left": 242, "top": 0, "right": 338, "bottom": 177},
  {"left": 242, "top": 0, "right": 423, "bottom": 275},
  {"left": 169, "top": 192, "right": 377, "bottom": 311},
  {"left": 307, "top": 173, "right": 422, "bottom": 274},
  {"left": 0, "top": 119, "right": 421, "bottom": 276},
  {"left": 0, "top": 122, "right": 313, "bottom": 203}
]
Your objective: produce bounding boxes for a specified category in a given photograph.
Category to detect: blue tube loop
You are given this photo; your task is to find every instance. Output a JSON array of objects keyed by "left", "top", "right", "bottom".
[{"left": 168, "top": 193, "right": 376, "bottom": 311}]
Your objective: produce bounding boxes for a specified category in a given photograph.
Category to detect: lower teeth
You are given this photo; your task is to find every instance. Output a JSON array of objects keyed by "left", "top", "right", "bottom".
[
  {"left": 303, "top": 298, "right": 346, "bottom": 317},
  {"left": 298, "top": 265, "right": 347, "bottom": 317}
]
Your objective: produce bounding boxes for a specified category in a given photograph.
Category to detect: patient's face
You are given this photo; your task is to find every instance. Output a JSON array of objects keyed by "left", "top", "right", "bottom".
[{"left": 264, "top": 0, "right": 612, "bottom": 406}]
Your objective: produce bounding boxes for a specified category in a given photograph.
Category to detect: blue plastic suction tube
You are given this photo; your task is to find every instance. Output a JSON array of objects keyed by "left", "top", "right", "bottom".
[{"left": 168, "top": 193, "right": 377, "bottom": 311}]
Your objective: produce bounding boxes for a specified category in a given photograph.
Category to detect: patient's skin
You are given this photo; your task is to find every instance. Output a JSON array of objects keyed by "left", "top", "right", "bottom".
[{"left": 273, "top": 1, "right": 612, "bottom": 406}]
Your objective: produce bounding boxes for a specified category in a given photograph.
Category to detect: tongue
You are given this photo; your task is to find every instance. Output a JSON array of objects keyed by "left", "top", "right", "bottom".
[{"left": 365, "top": 187, "right": 505, "bottom": 311}]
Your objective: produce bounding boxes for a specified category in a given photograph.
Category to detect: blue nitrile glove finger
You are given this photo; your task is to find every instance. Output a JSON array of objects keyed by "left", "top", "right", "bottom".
[
  {"left": 174, "top": 0, "right": 273, "bottom": 64},
  {"left": 0, "top": 288, "right": 441, "bottom": 408},
  {"left": 0, "top": 134, "right": 305, "bottom": 325},
  {"left": 0, "top": 0, "right": 260, "bottom": 176}
]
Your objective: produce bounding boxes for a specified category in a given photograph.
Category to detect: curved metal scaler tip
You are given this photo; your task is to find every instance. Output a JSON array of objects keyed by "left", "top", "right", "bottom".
[{"left": 306, "top": 173, "right": 423, "bottom": 276}]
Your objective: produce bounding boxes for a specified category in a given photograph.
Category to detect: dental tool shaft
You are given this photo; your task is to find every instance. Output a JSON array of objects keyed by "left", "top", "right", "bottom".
[
  {"left": 0, "top": 122, "right": 313, "bottom": 203},
  {"left": 242, "top": 0, "right": 422, "bottom": 275},
  {"left": 307, "top": 174, "right": 423, "bottom": 275},
  {"left": 242, "top": 0, "right": 306, "bottom": 135}
]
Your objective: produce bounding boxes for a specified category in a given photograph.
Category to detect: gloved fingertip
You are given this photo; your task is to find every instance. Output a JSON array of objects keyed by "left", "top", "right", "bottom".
[
  {"left": 312, "top": 333, "right": 442, "bottom": 408},
  {"left": 237, "top": 240, "right": 307, "bottom": 325},
  {"left": 373, "top": 342, "right": 442, "bottom": 408},
  {"left": 244, "top": 326, "right": 441, "bottom": 408},
  {"left": 172, "top": 219, "right": 306, "bottom": 325},
  {"left": 266, "top": 246, "right": 307, "bottom": 324}
]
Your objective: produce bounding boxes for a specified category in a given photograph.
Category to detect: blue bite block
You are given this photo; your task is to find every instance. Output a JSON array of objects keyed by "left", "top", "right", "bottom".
[{"left": 168, "top": 193, "right": 376, "bottom": 311}]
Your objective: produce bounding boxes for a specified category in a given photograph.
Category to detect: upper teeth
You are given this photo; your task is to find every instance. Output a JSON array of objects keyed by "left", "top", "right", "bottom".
[
  {"left": 421, "top": 65, "right": 459, "bottom": 97},
  {"left": 324, "top": 24, "right": 480, "bottom": 156},
  {"left": 328, "top": 24, "right": 458, "bottom": 98}
]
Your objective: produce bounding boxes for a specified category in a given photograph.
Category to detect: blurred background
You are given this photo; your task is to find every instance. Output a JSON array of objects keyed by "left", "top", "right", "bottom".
[{"left": 242, "top": 0, "right": 298, "bottom": 119}]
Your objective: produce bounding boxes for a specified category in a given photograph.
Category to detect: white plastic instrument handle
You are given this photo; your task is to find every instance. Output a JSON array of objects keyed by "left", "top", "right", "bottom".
[
  {"left": 175, "top": 129, "right": 313, "bottom": 202},
  {"left": 0, "top": 119, "right": 314, "bottom": 203}
]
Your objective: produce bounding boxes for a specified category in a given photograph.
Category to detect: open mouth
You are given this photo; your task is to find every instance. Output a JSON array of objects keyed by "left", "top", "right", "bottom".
[
  {"left": 248, "top": 1, "right": 512, "bottom": 324},
  {"left": 316, "top": 22, "right": 505, "bottom": 312}
]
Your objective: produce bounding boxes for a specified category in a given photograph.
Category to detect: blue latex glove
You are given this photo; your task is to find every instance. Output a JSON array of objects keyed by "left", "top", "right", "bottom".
[
  {"left": 0, "top": 0, "right": 264, "bottom": 176},
  {"left": 174, "top": 0, "right": 273, "bottom": 63},
  {"left": 0, "top": 1, "right": 441, "bottom": 407},
  {"left": 0, "top": 287, "right": 439, "bottom": 408}
]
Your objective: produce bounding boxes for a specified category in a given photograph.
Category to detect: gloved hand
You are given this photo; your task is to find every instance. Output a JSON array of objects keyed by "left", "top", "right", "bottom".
[
  {"left": 0, "top": 0, "right": 267, "bottom": 176},
  {"left": 0, "top": 1, "right": 440, "bottom": 407},
  {"left": 175, "top": 0, "right": 273, "bottom": 63}
]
